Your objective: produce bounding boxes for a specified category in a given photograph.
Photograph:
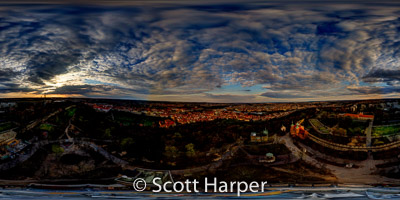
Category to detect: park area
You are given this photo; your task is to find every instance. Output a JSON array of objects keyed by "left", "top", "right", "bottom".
[
  {"left": 66, "top": 107, "right": 76, "bottom": 117},
  {"left": 372, "top": 125, "right": 400, "bottom": 137},
  {"left": 39, "top": 123, "right": 55, "bottom": 132}
]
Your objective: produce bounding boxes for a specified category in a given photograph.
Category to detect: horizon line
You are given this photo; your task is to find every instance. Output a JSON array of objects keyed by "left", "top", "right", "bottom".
[{"left": 0, "top": 96, "right": 399, "bottom": 104}]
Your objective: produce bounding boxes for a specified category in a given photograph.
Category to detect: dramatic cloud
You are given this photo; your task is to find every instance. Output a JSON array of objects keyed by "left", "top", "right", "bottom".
[
  {"left": 363, "top": 69, "right": 400, "bottom": 83},
  {"left": 261, "top": 92, "right": 313, "bottom": 99},
  {"left": 0, "top": 1, "right": 399, "bottom": 102},
  {"left": 347, "top": 86, "right": 400, "bottom": 95}
]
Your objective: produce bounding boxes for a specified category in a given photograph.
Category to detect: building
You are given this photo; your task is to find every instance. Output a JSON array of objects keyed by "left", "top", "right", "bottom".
[
  {"left": 6, "top": 139, "right": 19, "bottom": 148},
  {"left": 0, "top": 130, "right": 17, "bottom": 146},
  {"left": 281, "top": 125, "right": 286, "bottom": 132},
  {"left": 350, "top": 105, "right": 357, "bottom": 112},
  {"left": 259, "top": 153, "right": 276, "bottom": 163},
  {"left": 250, "top": 128, "right": 269, "bottom": 142},
  {"left": 159, "top": 119, "right": 176, "bottom": 128},
  {"left": 338, "top": 113, "right": 374, "bottom": 121},
  {"left": 290, "top": 119, "right": 309, "bottom": 139},
  {"left": 92, "top": 104, "right": 113, "bottom": 112}
]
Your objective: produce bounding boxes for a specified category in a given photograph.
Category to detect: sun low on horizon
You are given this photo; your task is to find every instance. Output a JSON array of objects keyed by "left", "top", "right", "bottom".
[{"left": 0, "top": 0, "right": 399, "bottom": 103}]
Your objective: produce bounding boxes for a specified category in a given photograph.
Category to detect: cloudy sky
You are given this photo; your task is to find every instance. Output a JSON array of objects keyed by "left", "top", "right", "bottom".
[{"left": 0, "top": 0, "right": 399, "bottom": 102}]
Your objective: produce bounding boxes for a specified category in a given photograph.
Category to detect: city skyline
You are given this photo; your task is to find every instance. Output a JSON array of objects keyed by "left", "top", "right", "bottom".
[{"left": 0, "top": 1, "right": 399, "bottom": 102}]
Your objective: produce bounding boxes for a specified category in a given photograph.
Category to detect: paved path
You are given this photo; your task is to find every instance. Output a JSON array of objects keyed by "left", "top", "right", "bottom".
[
  {"left": 59, "top": 113, "right": 74, "bottom": 140},
  {"left": 170, "top": 142, "right": 241, "bottom": 175},
  {"left": 281, "top": 133, "right": 400, "bottom": 184},
  {"left": 239, "top": 145, "right": 299, "bottom": 166}
]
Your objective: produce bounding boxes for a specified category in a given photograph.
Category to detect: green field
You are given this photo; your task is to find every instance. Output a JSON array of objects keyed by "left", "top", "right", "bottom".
[
  {"left": 39, "top": 123, "right": 55, "bottom": 132},
  {"left": 66, "top": 107, "right": 77, "bottom": 117},
  {"left": 373, "top": 125, "right": 400, "bottom": 137}
]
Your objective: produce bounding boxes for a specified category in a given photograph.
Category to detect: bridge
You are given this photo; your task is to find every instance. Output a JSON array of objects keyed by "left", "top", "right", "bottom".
[
  {"left": 307, "top": 117, "right": 400, "bottom": 152},
  {"left": 307, "top": 132, "right": 400, "bottom": 152}
]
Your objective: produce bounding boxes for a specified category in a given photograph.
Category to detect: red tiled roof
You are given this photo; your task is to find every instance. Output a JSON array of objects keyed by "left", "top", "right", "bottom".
[{"left": 343, "top": 113, "right": 374, "bottom": 119}]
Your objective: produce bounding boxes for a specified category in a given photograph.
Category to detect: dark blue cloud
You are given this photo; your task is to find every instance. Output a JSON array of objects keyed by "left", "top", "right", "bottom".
[
  {"left": 363, "top": 69, "right": 400, "bottom": 83},
  {"left": 260, "top": 92, "right": 312, "bottom": 99},
  {"left": 348, "top": 86, "right": 400, "bottom": 95}
]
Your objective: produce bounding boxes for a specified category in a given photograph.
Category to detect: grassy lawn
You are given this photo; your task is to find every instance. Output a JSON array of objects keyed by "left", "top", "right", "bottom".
[
  {"left": 66, "top": 107, "right": 76, "bottom": 117},
  {"left": 39, "top": 124, "right": 54, "bottom": 131},
  {"left": 39, "top": 123, "right": 55, "bottom": 132},
  {"left": 373, "top": 125, "right": 400, "bottom": 137}
]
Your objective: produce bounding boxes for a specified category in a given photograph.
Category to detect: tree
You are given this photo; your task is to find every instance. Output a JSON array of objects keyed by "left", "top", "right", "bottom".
[
  {"left": 121, "top": 137, "right": 135, "bottom": 150},
  {"left": 333, "top": 127, "right": 347, "bottom": 137},
  {"left": 173, "top": 132, "right": 182, "bottom": 139},
  {"left": 52, "top": 144, "right": 64, "bottom": 155},
  {"left": 373, "top": 139, "right": 384, "bottom": 146},
  {"left": 185, "top": 143, "right": 196, "bottom": 157},
  {"left": 342, "top": 116, "right": 353, "bottom": 129},
  {"left": 143, "top": 120, "right": 153, "bottom": 127},
  {"left": 104, "top": 128, "right": 112, "bottom": 138},
  {"left": 164, "top": 145, "right": 179, "bottom": 158}
]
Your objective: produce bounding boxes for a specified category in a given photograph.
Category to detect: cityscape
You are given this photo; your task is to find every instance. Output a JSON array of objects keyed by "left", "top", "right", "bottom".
[{"left": 0, "top": 98, "right": 400, "bottom": 198}]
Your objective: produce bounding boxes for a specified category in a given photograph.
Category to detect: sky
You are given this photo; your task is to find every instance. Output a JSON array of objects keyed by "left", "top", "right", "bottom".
[{"left": 0, "top": 1, "right": 399, "bottom": 103}]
